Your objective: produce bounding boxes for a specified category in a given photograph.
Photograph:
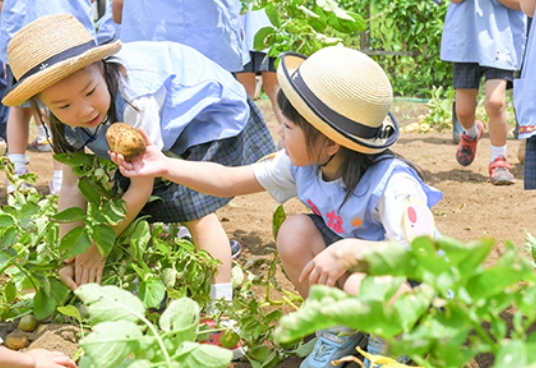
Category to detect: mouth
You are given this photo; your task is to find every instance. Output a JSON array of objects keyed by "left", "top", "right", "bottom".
[{"left": 85, "top": 115, "right": 101, "bottom": 127}]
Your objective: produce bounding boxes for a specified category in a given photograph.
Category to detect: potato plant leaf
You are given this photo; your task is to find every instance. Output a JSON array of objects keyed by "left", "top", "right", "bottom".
[
  {"left": 138, "top": 276, "right": 166, "bottom": 309},
  {"left": 59, "top": 226, "right": 91, "bottom": 258},
  {"left": 174, "top": 341, "right": 232, "bottom": 368},
  {"left": 91, "top": 224, "right": 116, "bottom": 258},
  {"left": 158, "top": 297, "right": 199, "bottom": 343},
  {"left": 79, "top": 321, "right": 144, "bottom": 368},
  {"left": 52, "top": 207, "right": 86, "bottom": 224},
  {"left": 75, "top": 284, "right": 145, "bottom": 325}
]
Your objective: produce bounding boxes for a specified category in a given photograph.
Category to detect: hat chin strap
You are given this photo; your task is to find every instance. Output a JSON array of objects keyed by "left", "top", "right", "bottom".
[{"left": 319, "top": 153, "right": 336, "bottom": 168}]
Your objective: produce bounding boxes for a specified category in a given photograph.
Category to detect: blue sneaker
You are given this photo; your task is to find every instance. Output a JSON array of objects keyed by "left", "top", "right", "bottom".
[
  {"left": 300, "top": 328, "right": 367, "bottom": 368},
  {"left": 363, "top": 334, "right": 409, "bottom": 368}
]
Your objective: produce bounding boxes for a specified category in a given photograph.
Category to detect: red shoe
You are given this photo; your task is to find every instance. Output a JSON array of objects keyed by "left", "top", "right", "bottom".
[
  {"left": 199, "top": 317, "right": 245, "bottom": 360},
  {"left": 489, "top": 156, "right": 515, "bottom": 186},
  {"left": 456, "top": 120, "right": 484, "bottom": 166},
  {"left": 30, "top": 139, "right": 53, "bottom": 152}
]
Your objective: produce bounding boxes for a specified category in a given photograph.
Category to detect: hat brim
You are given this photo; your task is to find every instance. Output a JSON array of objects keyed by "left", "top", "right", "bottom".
[
  {"left": 277, "top": 52, "right": 399, "bottom": 154},
  {"left": 2, "top": 40, "right": 122, "bottom": 107}
]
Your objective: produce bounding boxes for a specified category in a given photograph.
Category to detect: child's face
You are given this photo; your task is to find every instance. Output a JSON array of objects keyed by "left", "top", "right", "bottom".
[
  {"left": 278, "top": 118, "right": 314, "bottom": 166},
  {"left": 38, "top": 63, "right": 110, "bottom": 128}
]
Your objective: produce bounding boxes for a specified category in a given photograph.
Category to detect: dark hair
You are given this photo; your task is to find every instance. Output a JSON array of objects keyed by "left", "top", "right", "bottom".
[
  {"left": 276, "top": 89, "right": 426, "bottom": 208},
  {"left": 31, "top": 59, "right": 126, "bottom": 154}
]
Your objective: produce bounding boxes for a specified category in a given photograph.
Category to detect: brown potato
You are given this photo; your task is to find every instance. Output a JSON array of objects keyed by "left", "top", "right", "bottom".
[
  {"left": 5, "top": 333, "right": 29, "bottom": 350},
  {"left": 18, "top": 315, "right": 38, "bottom": 332},
  {"left": 106, "top": 122, "right": 146, "bottom": 161}
]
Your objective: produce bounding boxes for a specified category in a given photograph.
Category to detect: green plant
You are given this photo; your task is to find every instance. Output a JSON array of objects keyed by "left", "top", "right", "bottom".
[
  {"left": 420, "top": 86, "right": 455, "bottom": 132},
  {"left": 274, "top": 236, "right": 536, "bottom": 368},
  {"left": 75, "top": 284, "right": 232, "bottom": 368}
]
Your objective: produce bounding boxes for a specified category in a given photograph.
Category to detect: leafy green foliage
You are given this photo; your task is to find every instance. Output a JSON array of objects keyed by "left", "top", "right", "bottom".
[
  {"left": 75, "top": 284, "right": 232, "bottom": 368},
  {"left": 242, "top": 0, "right": 366, "bottom": 57},
  {"left": 274, "top": 236, "right": 536, "bottom": 368}
]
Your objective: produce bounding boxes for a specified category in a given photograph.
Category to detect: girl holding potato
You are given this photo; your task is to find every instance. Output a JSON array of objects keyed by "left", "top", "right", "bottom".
[
  {"left": 2, "top": 14, "right": 275, "bottom": 358},
  {"left": 111, "top": 46, "right": 444, "bottom": 367}
]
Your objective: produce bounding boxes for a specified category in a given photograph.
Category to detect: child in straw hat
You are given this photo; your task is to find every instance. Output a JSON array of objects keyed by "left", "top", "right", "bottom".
[
  {"left": 112, "top": 45, "right": 444, "bottom": 367},
  {"left": 2, "top": 13, "right": 275, "bottom": 357}
]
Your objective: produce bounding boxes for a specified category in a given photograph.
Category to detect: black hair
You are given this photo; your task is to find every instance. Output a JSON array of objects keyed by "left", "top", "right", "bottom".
[
  {"left": 31, "top": 59, "right": 126, "bottom": 154},
  {"left": 276, "top": 89, "right": 426, "bottom": 208}
]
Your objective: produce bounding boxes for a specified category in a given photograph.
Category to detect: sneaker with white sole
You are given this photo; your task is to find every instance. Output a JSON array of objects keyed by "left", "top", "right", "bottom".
[
  {"left": 363, "top": 334, "right": 409, "bottom": 368},
  {"left": 30, "top": 139, "right": 53, "bottom": 152},
  {"left": 300, "top": 328, "right": 367, "bottom": 368}
]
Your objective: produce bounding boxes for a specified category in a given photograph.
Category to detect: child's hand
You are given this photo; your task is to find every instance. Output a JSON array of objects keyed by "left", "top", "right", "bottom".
[
  {"left": 74, "top": 243, "right": 105, "bottom": 286},
  {"left": 299, "top": 245, "right": 348, "bottom": 287},
  {"left": 58, "top": 262, "right": 77, "bottom": 291},
  {"left": 23, "top": 348, "right": 77, "bottom": 368},
  {"left": 110, "top": 128, "right": 169, "bottom": 178}
]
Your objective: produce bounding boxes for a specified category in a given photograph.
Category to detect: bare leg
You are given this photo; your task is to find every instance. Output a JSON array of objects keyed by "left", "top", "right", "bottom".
[
  {"left": 455, "top": 88, "right": 479, "bottom": 130},
  {"left": 261, "top": 71, "right": 284, "bottom": 126},
  {"left": 6, "top": 106, "right": 32, "bottom": 157},
  {"left": 235, "top": 72, "right": 257, "bottom": 99},
  {"left": 185, "top": 212, "right": 231, "bottom": 284},
  {"left": 484, "top": 79, "right": 508, "bottom": 148},
  {"left": 276, "top": 214, "right": 327, "bottom": 298}
]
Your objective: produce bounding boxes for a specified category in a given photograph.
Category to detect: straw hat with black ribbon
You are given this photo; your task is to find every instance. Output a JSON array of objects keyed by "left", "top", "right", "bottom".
[
  {"left": 2, "top": 13, "right": 122, "bottom": 107},
  {"left": 277, "top": 46, "right": 399, "bottom": 154}
]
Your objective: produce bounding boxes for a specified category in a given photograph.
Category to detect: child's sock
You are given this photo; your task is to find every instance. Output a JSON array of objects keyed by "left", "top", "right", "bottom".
[
  {"left": 491, "top": 144, "right": 507, "bottom": 162},
  {"left": 36, "top": 124, "right": 48, "bottom": 143},
  {"left": 208, "top": 283, "right": 233, "bottom": 313},
  {"left": 7, "top": 153, "right": 28, "bottom": 173},
  {"left": 52, "top": 170, "right": 63, "bottom": 186},
  {"left": 464, "top": 123, "right": 480, "bottom": 139}
]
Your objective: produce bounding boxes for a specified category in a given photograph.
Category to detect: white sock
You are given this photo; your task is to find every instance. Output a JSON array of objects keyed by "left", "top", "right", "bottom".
[
  {"left": 52, "top": 170, "right": 63, "bottom": 186},
  {"left": 7, "top": 153, "right": 27, "bottom": 172},
  {"left": 208, "top": 283, "right": 233, "bottom": 312},
  {"left": 37, "top": 125, "right": 48, "bottom": 143},
  {"left": 490, "top": 144, "right": 507, "bottom": 162},
  {"left": 464, "top": 124, "right": 480, "bottom": 139}
]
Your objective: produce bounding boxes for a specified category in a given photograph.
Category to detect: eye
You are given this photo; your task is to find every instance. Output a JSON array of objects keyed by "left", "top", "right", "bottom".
[
  {"left": 58, "top": 104, "right": 70, "bottom": 110},
  {"left": 86, "top": 87, "right": 96, "bottom": 96}
]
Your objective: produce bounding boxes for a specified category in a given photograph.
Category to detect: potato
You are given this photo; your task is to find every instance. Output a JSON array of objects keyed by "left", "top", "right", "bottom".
[
  {"left": 5, "top": 333, "right": 29, "bottom": 350},
  {"left": 106, "top": 122, "right": 146, "bottom": 161},
  {"left": 18, "top": 315, "right": 38, "bottom": 332}
]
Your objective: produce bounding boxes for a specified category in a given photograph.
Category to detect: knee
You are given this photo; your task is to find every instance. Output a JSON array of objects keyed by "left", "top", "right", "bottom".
[
  {"left": 484, "top": 96, "right": 506, "bottom": 116},
  {"left": 276, "top": 214, "right": 316, "bottom": 259}
]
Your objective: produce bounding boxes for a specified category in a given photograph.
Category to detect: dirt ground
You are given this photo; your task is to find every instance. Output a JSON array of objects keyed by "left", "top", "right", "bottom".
[{"left": 1, "top": 98, "right": 534, "bottom": 367}]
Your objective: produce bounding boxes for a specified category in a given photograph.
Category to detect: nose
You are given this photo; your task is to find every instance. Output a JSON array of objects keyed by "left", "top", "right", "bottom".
[{"left": 77, "top": 101, "right": 94, "bottom": 120}]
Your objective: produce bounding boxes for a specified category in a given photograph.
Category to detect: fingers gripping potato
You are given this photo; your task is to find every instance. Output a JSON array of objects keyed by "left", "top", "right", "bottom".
[{"left": 106, "top": 122, "right": 147, "bottom": 161}]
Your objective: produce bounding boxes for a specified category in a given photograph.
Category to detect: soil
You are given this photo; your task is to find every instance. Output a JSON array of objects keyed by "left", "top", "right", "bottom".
[{"left": 1, "top": 98, "right": 534, "bottom": 368}]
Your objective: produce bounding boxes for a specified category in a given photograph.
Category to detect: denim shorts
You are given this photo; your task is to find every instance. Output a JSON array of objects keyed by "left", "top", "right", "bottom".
[{"left": 453, "top": 62, "right": 514, "bottom": 90}]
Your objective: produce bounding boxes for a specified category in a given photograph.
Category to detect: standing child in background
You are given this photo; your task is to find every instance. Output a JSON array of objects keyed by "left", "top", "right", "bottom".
[
  {"left": 111, "top": 0, "right": 248, "bottom": 73},
  {"left": 2, "top": 14, "right": 275, "bottom": 359},
  {"left": 514, "top": 0, "right": 536, "bottom": 189},
  {"left": 236, "top": 7, "right": 285, "bottom": 127},
  {"left": 112, "top": 46, "right": 443, "bottom": 368},
  {"left": 441, "top": 0, "right": 527, "bottom": 185},
  {"left": 0, "top": 0, "right": 96, "bottom": 195}
]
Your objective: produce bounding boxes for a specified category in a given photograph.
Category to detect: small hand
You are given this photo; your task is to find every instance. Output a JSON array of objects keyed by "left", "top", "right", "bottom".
[
  {"left": 24, "top": 349, "right": 77, "bottom": 368},
  {"left": 109, "top": 128, "right": 169, "bottom": 178},
  {"left": 59, "top": 262, "right": 77, "bottom": 291},
  {"left": 74, "top": 243, "right": 105, "bottom": 286},
  {"left": 299, "top": 245, "right": 347, "bottom": 287}
]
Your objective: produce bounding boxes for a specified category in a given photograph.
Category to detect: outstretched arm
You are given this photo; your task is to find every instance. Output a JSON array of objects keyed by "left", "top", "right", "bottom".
[
  {"left": 0, "top": 346, "right": 76, "bottom": 368},
  {"left": 111, "top": 129, "right": 266, "bottom": 198}
]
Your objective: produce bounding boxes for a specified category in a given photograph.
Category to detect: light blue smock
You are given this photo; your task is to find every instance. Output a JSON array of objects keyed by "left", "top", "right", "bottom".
[
  {"left": 291, "top": 158, "right": 443, "bottom": 240},
  {"left": 440, "top": 0, "right": 526, "bottom": 71},
  {"left": 96, "top": 2, "right": 121, "bottom": 46},
  {"left": 0, "top": 0, "right": 95, "bottom": 64},
  {"left": 117, "top": 0, "right": 248, "bottom": 72}
]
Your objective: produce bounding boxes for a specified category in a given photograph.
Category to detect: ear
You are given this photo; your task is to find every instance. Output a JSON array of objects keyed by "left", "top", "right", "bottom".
[{"left": 325, "top": 138, "right": 341, "bottom": 156}]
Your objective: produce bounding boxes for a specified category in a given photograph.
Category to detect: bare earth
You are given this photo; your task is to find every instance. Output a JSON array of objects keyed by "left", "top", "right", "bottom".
[{"left": 1, "top": 98, "right": 534, "bottom": 368}]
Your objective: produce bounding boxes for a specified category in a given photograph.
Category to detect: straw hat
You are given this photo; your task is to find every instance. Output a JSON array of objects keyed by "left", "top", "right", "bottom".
[
  {"left": 277, "top": 46, "right": 398, "bottom": 154},
  {"left": 3, "top": 13, "right": 122, "bottom": 106}
]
